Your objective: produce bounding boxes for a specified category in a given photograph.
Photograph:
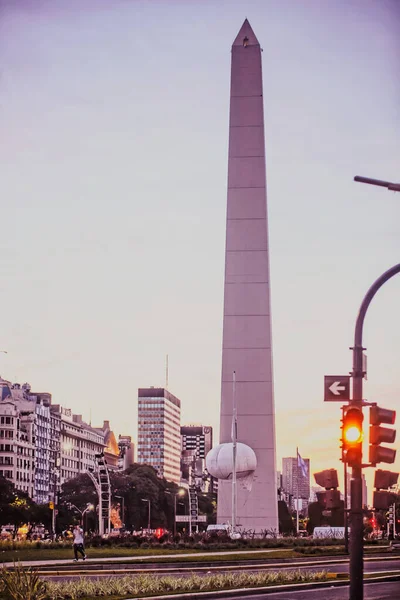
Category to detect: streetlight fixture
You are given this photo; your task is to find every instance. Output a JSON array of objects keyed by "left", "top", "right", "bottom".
[
  {"left": 165, "top": 488, "right": 186, "bottom": 536},
  {"left": 141, "top": 498, "right": 151, "bottom": 530},
  {"left": 354, "top": 175, "right": 400, "bottom": 192},
  {"left": 68, "top": 502, "right": 95, "bottom": 530},
  {"left": 115, "top": 495, "right": 125, "bottom": 528}
]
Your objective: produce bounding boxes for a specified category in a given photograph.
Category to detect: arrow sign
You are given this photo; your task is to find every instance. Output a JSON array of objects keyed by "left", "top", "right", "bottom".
[
  {"left": 324, "top": 375, "right": 350, "bottom": 402},
  {"left": 329, "top": 381, "right": 346, "bottom": 396}
]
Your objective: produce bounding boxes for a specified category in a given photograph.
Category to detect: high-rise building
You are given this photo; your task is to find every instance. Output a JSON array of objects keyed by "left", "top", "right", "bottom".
[
  {"left": 181, "top": 424, "right": 212, "bottom": 488},
  {"left": 218, "top": 19, "right": 278, "bottom": 531},
  {"left": 346, "top": 472, "right": 368, "bottom": 508},
  {"left": 282, "top": 457, "right": 310, "bottom": 509},
  {"left": 137, "top": 387, "right": 181, "bottom": 483}
]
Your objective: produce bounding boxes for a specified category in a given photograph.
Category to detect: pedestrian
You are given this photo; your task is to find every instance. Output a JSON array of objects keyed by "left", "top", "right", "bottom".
[{"left": 72, "top": 525, "right": 86, "bottom": 562}]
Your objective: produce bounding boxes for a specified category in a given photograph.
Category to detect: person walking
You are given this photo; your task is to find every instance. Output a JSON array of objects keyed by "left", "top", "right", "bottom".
[{"left": 72, "top": 525, "right": 86, "bottom": 562}]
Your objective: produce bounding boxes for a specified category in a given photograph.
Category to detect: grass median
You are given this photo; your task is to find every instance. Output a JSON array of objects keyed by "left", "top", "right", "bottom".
[
  {"left": 0, "top": 542, "right": 388, "bottom": 565},
  {"left": 0, "top": 568, "right": 339, "bottom": 599}
]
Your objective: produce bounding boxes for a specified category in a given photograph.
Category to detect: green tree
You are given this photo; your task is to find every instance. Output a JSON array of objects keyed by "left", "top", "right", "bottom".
[{"left": 0, "top": 477, "right": 16, "bottom": 527}]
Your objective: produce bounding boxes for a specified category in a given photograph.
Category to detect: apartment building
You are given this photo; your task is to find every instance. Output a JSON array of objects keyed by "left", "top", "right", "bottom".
[
  {"left": 51, "top": 406, "right": 105, "bottom": 486},
  {"left": 0, "top": 400, "right": 35, "bottom": 498},
  {"left": 0, "top": 377, "right": 125, "bottom": 500}
]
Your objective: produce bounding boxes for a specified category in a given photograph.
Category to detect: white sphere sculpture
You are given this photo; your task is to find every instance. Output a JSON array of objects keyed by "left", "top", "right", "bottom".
[{"left": 206, "top": 442, "right": 257, "bottom": 480}]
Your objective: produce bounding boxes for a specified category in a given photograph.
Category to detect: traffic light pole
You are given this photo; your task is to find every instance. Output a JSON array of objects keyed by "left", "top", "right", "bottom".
[{"left": 350, "top": 263, "right": 400, "bottom": 600}]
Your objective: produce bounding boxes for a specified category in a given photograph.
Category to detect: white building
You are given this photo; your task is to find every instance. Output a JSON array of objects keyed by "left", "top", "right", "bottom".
[
  {"left": 137, "top": 387, "right": 181, "bottom": 483},
  {"left": 0, "top": 400, "right": 35, "bottom": 498},
  {"left": 50, "top": 406, "right": 105, "bottom": 485}
]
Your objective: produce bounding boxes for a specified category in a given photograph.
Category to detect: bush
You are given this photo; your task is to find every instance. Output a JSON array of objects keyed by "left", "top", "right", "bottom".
[
  {"left": 0, "top": 564, "right": 47, "bottom": 600},
  {"left": 44, "top": 570, "right": 332, "bottom": 599}
]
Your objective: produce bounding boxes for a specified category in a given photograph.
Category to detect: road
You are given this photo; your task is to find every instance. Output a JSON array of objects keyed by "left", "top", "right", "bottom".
[
  {"left": 38, "top": 557, "right": 400, "bottom": 581},
  {"left": 232, "top": 581, "right": 400, "bottom": 599}
]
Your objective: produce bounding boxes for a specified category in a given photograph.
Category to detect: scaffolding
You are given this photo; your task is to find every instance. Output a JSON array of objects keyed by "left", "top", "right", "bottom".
[{"left": 87, "top": 453, "right": 111, "bottom": 536}]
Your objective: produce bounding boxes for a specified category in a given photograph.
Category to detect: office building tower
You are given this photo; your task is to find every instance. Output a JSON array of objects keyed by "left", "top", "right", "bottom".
[
  {"left": 282, "top": 457, "right": 310, "bottom": 509},
  {"left": 181, "top": 424, "right": 212, "bottom": 488},
  {"left": 137, "top": 387, "right": 181, "bottom": 483},
  {"left": 346, "top": 472, "right": 368, "bottom": 508}
]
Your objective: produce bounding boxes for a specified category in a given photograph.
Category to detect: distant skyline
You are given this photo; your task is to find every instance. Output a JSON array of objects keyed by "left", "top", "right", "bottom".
[{"left": 1, "top": 0, "right": 399, "bottom": 494}]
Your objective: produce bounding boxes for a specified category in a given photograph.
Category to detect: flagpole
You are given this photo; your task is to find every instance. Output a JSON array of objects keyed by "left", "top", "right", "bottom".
[
  {"left": 232, "top": 371, "right": 237, "bottom": 534},
  {"left": 296, "top": 447, "right": 299, "bottom": 535}
]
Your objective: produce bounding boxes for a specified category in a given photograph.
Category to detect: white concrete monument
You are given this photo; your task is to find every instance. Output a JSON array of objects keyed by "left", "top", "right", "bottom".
[{"left": 216, "top": 19, "right": 278, "bottom": 532}]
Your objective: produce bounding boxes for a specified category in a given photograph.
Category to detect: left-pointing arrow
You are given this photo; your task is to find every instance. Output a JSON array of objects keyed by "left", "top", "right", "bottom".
[{"left": 329, "top": 381, "right": 345, "bottom": 395}]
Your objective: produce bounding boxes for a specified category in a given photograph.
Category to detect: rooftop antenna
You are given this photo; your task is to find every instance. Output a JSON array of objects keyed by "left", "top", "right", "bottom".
[
  {"left": 166, "top": 354, "right": 169, "bottom": 389},
  {"left": 89, "top": 407, "right": 92, "bottom": 426}
]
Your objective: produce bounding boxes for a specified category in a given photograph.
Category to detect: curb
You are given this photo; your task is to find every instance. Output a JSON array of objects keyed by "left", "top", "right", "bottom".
[
  {"left": 121, "top": 573, "right": 400, "bottom": 600},
  {"left": 10, "top": 551, "right": 394, "bottom": 572}
]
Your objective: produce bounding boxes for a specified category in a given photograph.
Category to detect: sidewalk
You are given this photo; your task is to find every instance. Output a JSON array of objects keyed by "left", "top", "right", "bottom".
[{"left": 1, "top": 548, "right": 291, "bottom": 569}]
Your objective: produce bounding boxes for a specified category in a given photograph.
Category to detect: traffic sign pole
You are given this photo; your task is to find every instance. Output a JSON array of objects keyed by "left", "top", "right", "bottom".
[
  {"left": 324, "top": 376, "right": 350, "bottom": 402},
  {"left": 349, "top": 263, "right": 400, "bottom": 600}
]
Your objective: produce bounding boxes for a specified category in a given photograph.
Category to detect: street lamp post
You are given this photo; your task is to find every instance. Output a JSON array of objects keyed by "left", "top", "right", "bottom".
[
  {"left": 354, "top": 175, "right": 400, "bottom": 192},
  {"left": 166, "top": 489, "right": 186, "bottom": 536},
  {"left": 141, "top": 498, "right": 151, "bottom": 530},
  {"left": 68, "top": 503, "right": 95, "bottom": 531},
  {"left": 51, "top": 466, "right": 60, "bottom": 541},
  {"left": 115, "top": 495, "right": 125, "bottom": 528}
]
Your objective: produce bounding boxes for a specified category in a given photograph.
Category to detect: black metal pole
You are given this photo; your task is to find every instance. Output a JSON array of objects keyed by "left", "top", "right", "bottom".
[
  {"left": 344, "top": 456, "right": 349, "bottom": 554},
  {"left": 349, "top": 263, "right": 400, "bottom": 600},
  {"left": 174, "top": 495, "right": 177, "bottom": 537},
  {"left": 354, "top": 176, "right": 400, "bottom": 191}
]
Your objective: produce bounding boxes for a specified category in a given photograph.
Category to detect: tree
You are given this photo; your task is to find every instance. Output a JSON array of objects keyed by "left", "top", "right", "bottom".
[
  {"left": 278, "top": 500, "right": 296, "bottom": 535},
  {"left": 0, "top": 477, "right": 16, "bottom": 527},
  {"left": 8, "top": 491, "right": 34, "bottom": 535},
  {"left": 59, "top": 463, "right": 180, "bottom": 533}
]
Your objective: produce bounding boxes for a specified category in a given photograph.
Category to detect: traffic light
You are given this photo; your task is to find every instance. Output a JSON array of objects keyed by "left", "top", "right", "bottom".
[
  {"left": 372, "top": 469, "right": 399, "bottom": 510},
  {"left": 314, "top": 469, "right": 341, "bottom": 509},
  {"left": 341, "top": 405, "right": 364, "bottom": 467},
  {"left": 369, "top": 406, "right": 396, "bottom": 465},
  {"left": 49, "top": 501, "right": 54, "bottom": 510}
]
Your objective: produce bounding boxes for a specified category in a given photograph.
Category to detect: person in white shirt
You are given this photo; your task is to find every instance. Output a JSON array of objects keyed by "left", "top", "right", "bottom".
[{"left": 72, "top": 525, "right": 86, "bottom": 562}]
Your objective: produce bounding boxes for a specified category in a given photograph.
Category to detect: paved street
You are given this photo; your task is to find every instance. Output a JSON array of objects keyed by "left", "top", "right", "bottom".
[
  {"left": 234, "top": 581, "right": 400, "bottom": 599},
  {"left": 35, "top": 556, "right": 400, "bottom": 582}
]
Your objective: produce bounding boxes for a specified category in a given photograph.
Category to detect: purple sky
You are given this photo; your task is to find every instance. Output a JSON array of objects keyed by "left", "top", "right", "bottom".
[{"left": 1, "top": 0, "right": 399, "bottom": 494}]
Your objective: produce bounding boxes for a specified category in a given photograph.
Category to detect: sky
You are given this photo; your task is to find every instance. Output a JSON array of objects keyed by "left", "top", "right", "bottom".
[{"left": 1, "top": 0, "right": 399, "bottom": 496}]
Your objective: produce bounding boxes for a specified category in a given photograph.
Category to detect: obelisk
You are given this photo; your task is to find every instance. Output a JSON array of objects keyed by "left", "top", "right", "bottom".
[{"left": 218, "top": 19, "right": 278, "bottom": 532}]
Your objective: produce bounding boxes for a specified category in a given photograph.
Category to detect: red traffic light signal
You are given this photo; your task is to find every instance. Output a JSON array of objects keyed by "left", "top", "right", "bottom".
[
  {"left": 369, "top": 406, "right": 397, "bottom": 465},
  {"left": 341, "top": 406, "right": 363, "bottom": 467}
]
